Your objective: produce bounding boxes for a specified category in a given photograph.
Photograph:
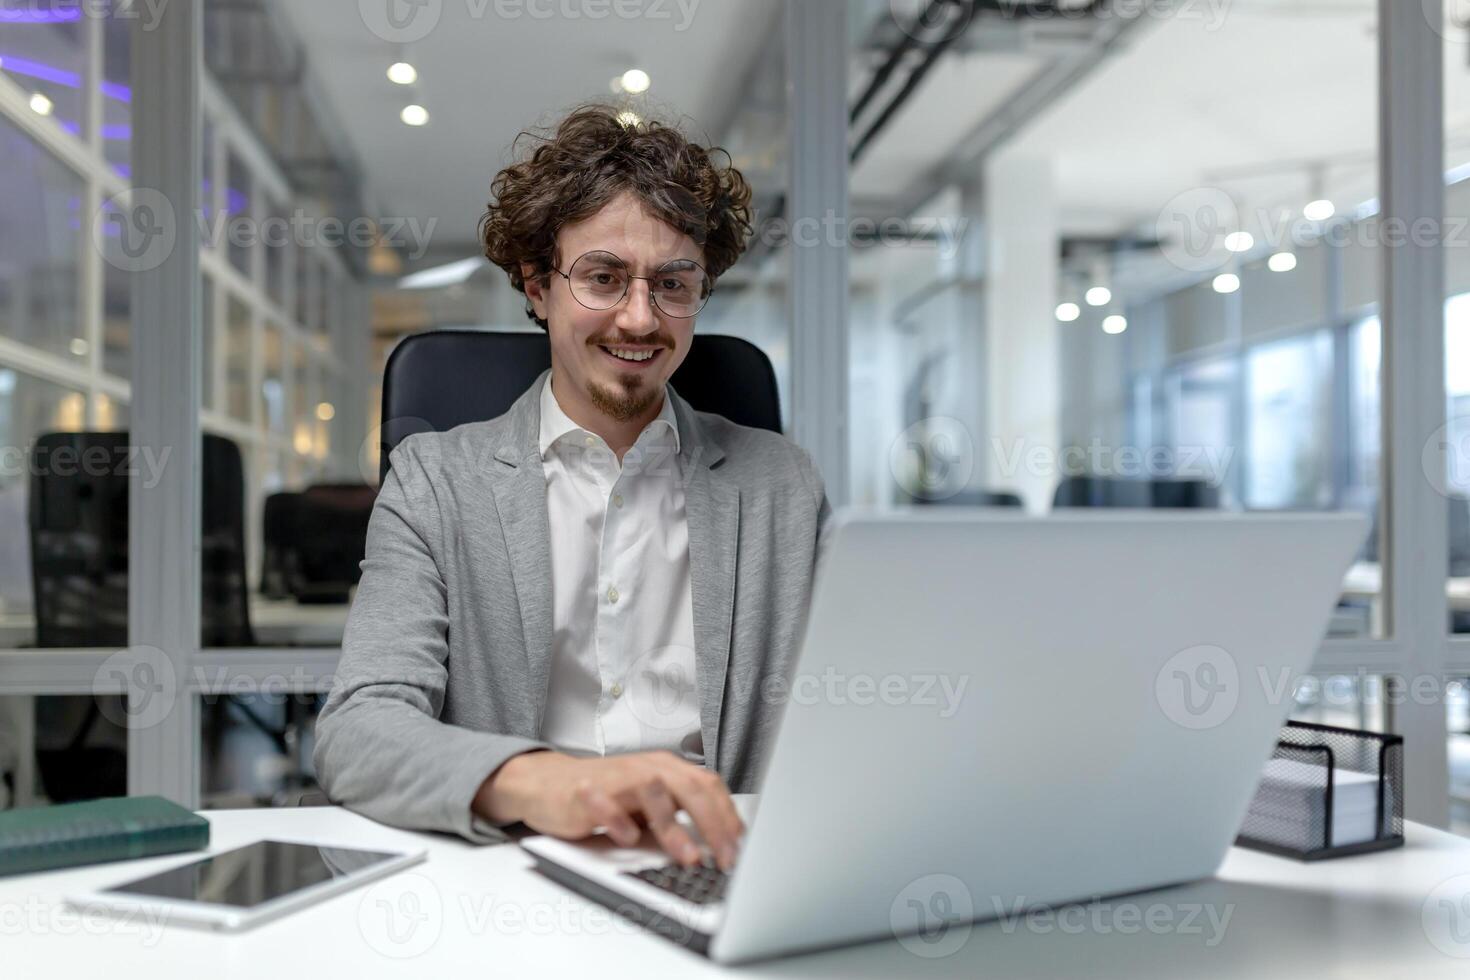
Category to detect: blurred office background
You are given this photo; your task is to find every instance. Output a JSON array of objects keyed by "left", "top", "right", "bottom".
[{"left": 0, "top": 0, "right": 1468, "bottom": 829}]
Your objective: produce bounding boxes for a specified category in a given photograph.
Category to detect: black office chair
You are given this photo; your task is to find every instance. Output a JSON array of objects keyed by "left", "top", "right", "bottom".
[
  {"left": 260, "top": 484, "right": 376, "bottom": 604},
  {"left": 27, "top": 432, "right": 256, "bottom": 802},
  {"left": 28, "top": 432, "right": 255, "bottom": 647},
  {"left": 1052, "top": 474, "right": 1220, "bottom": 509},
  {"left": 377, "top": 330, "right": 782, "bottom": 479},
  {"left": 907, "top": 490, "right": 1023, "bottom": 508}
]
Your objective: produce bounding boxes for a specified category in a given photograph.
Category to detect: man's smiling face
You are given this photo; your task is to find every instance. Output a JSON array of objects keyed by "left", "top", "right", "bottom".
[{"left": 524, "top": 190, "right": 702, "bottom": 428}]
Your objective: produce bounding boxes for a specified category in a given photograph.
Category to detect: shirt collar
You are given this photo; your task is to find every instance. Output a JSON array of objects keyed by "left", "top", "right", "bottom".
[{"left": 538, "top": 374, "right": 681, "bottom": 459}]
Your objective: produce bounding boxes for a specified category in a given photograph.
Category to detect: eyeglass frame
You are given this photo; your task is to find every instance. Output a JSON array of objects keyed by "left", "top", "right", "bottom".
[{"left": 547, "top": 250, "right": 713, "bottom": 319}]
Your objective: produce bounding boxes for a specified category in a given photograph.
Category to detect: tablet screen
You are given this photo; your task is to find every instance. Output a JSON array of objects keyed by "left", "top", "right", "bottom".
[{"left": 102, "top": 840, "right": 404, "bottom": 909}]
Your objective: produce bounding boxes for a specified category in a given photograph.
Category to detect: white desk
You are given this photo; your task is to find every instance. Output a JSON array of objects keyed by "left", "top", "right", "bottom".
[{"left": 5, "top": 806, "right": 1470, "bottom": 977}]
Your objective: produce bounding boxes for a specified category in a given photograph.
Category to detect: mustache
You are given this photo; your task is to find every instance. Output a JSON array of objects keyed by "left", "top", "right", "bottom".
[{"left": 588, "top": 336, "right": 675, "bottom": 349}]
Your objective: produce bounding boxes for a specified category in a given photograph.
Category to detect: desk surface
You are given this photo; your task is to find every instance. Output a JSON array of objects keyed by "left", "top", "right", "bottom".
[{"left": 5, "top": 806, "right": 1470, "bottom": 977}]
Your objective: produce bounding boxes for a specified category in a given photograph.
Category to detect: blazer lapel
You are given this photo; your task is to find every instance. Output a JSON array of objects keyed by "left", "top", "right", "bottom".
[
  {"left": 488, "top": 372, "right": 556, "bottom": 730},
  {"left": 672, "top": 388, "right": 739, "bottom": 772}
]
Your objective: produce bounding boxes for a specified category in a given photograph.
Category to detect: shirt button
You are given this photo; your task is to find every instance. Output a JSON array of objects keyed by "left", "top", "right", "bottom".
[
  {"left": 612, "top": 493, "right": 624, "bottom": 508},
  {"left": 607, "top": 585, "right": 619, "bottom": 604},
  {"left": 610, "top": 683, "right": 623, "bottom": 698}
]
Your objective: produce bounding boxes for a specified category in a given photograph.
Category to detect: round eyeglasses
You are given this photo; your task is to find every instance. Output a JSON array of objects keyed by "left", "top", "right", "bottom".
[{"left": 550, "top": 250, "right": 712, "bottom": 319}]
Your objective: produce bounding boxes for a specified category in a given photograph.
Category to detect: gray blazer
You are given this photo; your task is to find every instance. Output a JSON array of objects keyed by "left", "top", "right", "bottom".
[{"left": 314, "top": 371, "right": 831, "bottom": 843}]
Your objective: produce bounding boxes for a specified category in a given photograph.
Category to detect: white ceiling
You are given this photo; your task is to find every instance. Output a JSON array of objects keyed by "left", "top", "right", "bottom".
[
  {"left": 277, "top": 0, "right": 781, "bottom": 245},
  {"left": 276, "top": 0, "right": 1470, "bottom": 281}
]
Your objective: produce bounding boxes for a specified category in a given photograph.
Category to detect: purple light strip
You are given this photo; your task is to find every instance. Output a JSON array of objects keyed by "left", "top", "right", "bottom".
[
  {"left": 0, "top": 53, "right": 133, "bottom": 102},
  {"left": 0, "top": 54, "right": 79, "bottom": 88},
  {"left": 0, "top": 10, "right": 82, "bottom": 23}
]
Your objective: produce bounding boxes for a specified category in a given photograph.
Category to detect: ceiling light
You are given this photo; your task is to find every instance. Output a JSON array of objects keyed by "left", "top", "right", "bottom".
[
  {"left": 1303, "top": 199, "right": 1335, "bottom": 222},
  {"left": 619, "top": 68, "right": 650, "bottom": 94},
  {"left": 1224, "top": 231, "right": 1254, "bottom": 253},
  {"left": 400, "top": 104, "right": 429, "bottom": 126},
  {"left": 1055, "top": 302, "right": 1081, "bottom": 323},
  {"left": 397, "top": 256, "right": 482, "bottom": 290},
  {"left": 387, "top": 62, "right": 417, "bottom": 85},
  {"left": 1267, "top": 251, "right": 1297, "bottom": 273},
  {"left": 316, "top": 401, "right": 336, "bottom": 421},
  {"left": 1102, "top": 315, "right": 1127, "bottom": 335},
  {"left": 1085, "top": 286, "right": 1111, "bottom": 307},
  {"left": 1213, "top": 273, "right": 1241, "bottom": 294},
  {"left": 29, "top": 92, "right": 52, "bottom": 116}
]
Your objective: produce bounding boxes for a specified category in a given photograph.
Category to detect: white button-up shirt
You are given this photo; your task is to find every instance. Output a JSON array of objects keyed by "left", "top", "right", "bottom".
[{"left": 536, "top": 375, "right": 703, "bottom": 760}]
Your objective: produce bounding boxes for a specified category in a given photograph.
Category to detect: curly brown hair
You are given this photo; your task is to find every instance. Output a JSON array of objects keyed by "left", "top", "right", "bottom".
[{"left": 479, "top": 104, "right": 753, "bottom": 330}]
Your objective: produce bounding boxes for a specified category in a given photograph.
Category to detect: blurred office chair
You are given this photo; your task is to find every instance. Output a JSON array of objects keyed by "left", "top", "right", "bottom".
[
  {"left": 28, "top": 432, "right": 255, "bottom": 648},
  {"left": 378, "top": 330, "right": 781, "bottom": 479},
  {"left": 27, "top": 432, "right": 256, "bottom": 802},
  {"left": 1052, "top": 474, "right": 1220, "bottom": 509},
  {"left": 906, "top": 489, "right": 1023, "bottom": 508},
  {"left": 260, "top": 483, "right": 376, "bottom": 604}
]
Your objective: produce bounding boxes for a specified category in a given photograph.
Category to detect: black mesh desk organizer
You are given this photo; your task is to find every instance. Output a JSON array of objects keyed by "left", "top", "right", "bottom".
[{"left": 1236, "top": 721, "right": 1403, "bottom": 861}]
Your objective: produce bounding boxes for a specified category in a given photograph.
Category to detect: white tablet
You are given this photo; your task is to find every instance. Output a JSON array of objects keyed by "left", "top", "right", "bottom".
[{"left": 66, "top": 838, "right": 427, "bottom": 932}]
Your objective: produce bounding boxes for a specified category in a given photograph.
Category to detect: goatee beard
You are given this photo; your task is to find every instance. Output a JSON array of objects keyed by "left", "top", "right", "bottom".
[{"left": 588, "top": 375, "right": 661, "bottom": 422}]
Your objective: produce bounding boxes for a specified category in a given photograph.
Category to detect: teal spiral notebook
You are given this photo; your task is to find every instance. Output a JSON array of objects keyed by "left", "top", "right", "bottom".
[{"left": 0, "top": 795, "right": 209, "bottom": 877}]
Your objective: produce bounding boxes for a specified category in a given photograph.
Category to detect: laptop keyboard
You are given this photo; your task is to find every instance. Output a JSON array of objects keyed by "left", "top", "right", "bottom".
[{"left": 624, "top": 860, "right": 730, "bottom": 905}]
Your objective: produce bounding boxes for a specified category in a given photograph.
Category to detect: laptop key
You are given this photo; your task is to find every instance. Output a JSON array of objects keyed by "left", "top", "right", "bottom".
[{"left": 625, "top": 860, "right": 730, "bottom": 905}]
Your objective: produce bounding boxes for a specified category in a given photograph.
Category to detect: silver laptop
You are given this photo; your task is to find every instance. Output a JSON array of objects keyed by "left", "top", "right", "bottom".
[{"left": 520, "top": 509, "right": 1368, "bottom": 963}]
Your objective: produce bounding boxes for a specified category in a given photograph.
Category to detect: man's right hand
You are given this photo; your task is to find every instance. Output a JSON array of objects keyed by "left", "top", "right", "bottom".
[{"left": 473, "top": 750, "right": 744, "bottom": 871}]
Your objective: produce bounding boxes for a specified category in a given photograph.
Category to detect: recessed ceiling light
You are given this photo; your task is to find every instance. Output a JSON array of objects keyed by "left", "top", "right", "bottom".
[
  {"left": 619, "top": 68, "right": 650, "bottom": 94},
  {"left": 1213, "top": 273, "right": 1241, "bottom": 294},
  {"left": 387, "top": 62, "right": 417, "bottom": 85},
  {"left": 1102, "top": 315, "right": 1127, "bottom": 335},
  {"left": 1267, "top": 251, "right": 1298, "bottom": 273},
  {"left": 29, "top": 92, "right": 52, "bottom": 116},
  {"left": 1085, "top": 286, "right": 1111, "bottom": 307},
  {"left": 1055, "top": 302, "right": 1081, "bottom": 323},
  {"left": 400, "top": 104, "right": 429, "bottom": 126},
  {"left": 1303, "top": 199, "right": 1335, "bottom": 222},
  {"left": 1224, "top": 231, "right": 1254, "bottom": 253}
]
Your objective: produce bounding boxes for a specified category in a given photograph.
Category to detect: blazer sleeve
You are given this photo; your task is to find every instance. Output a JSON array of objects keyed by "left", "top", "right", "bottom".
[{"left": 312, "top": 437, "right": 548, "bottom": 843}]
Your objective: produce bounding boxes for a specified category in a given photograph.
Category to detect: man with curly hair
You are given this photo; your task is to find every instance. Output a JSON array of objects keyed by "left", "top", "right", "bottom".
[{"left": 315, "top": 105, "right": 831, "bottom": 873}]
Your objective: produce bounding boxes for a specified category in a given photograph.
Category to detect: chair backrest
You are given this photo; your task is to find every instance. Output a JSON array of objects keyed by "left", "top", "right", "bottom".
[
  {"left": 1052, "top": 474, "right": 1221, "bottom": 509},
  {"left": 27, "top": 432, "right": 253, "bottom": 647},
  {"left": 378, "top": 330, "right": 781, "bottom": 479}
]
